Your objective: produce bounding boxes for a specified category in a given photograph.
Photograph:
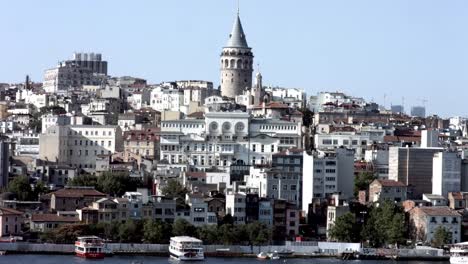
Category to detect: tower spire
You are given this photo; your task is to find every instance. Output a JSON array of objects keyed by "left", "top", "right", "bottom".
[{"left": 237, "top": 0, "right": 240, "bottom": 15}]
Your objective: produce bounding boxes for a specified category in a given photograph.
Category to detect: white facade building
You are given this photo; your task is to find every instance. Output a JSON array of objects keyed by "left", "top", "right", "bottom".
[
  {"left": 432, "top": 152, "right": 461, "bottom": 197},
  {"left": 302, "top": 149, "right": 355, "bottom": 214},
  {"left": 39, "top": 125, "right": 123, "bottom": 172},
  {"left": 150, "top": 86, "right": 183, "bottom": 113},
  {"left": 314, "top": 129, "right": 384, "bottom": 160},
  {"left": 308, "top": 92, "right": 366, "bottom": 112},
  {"left": 41, "top": 114, "right": 71, "bottom": 133},
  {"left": 225, "top": 192, "right": 246, "bottom": 224}
]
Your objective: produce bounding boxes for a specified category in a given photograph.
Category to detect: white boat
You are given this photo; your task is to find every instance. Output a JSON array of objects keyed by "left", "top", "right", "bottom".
[
  {"left": 450, "top": 242, "right": 468, "bottom": 264},
  {"left": 267, "top": 251, "right": 280, "bottom": 260},
  {"left": 169, "top": 236, "right": 204, "bottom": 261},
  {"left": 257, "top": 252, "right": 268, "bottom": 259},
  {"left": 75, "top": 236, "right": 106, "bottom": 259}
]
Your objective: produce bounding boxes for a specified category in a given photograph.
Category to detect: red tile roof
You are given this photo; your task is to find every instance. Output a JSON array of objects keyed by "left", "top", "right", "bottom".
[
  {"left": 450, "top": 192, "right": 464, "bottom": 200},
  {"left": 417, "top": 206, "right": 461, "bottom": 217},
  {"left": 0, "top": 207, "right": 23, "bottom": 215},
  {"left": 124, "top": 128, "right": 160, "bottom": 141},
  {"left": 187, "top": 111, "right": 205, "bottom": 119},
  {"left": 375, "top": 179, "right": 407, "bottom": 187},
  {"left": 252, "top": 102, "right": 290, "bottom": 109},
  {"left": 51, "top": 188, "right": 106, "bottom": 198},
  {"left": 384, "top": 135, "right": 421, "bottom": 143},
  {"left": 31, "top": 214, "right": 79, "bottom": 223}
]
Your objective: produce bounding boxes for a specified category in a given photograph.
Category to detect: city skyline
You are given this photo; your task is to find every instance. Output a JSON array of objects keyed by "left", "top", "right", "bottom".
[{"left": 1, "top": 0, "right": 468, "bottom": 117}]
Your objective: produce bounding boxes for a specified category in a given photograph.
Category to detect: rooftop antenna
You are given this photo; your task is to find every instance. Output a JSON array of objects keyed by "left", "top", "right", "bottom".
[{"left": 383, "top": 93, "right": 387, "bottom": 109}]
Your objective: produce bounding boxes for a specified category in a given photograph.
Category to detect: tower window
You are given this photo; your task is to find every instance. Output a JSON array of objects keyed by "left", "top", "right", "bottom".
[{"left": 231, "top": 79, "right": 234, "bottom": 83}]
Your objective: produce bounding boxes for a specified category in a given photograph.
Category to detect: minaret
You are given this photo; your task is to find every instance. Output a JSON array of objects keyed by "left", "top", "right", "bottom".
[
  {"left": 252, "top": 70, "right": 263, "bottom": 106},
  {"left": 220, "top": 11, "right": 254, "bottom": 98}
]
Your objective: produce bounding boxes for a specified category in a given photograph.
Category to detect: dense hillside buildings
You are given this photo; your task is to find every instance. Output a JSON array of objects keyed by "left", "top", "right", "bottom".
[
  {"left": 3, "top": 6, "right": 468, "bottom": 245},
  {"left": 43, "top": 53, "right": 108, "bottom": 94}
]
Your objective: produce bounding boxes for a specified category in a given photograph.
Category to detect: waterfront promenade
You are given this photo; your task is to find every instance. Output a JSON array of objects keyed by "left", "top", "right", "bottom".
[{"left": 0, "top": 241, "right": 447, "bottom": 260}]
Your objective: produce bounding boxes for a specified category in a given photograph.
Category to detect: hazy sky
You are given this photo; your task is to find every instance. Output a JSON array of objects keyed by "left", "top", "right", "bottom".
[{"left": 1, "top": 0, "right": 467, "bottom": 117}]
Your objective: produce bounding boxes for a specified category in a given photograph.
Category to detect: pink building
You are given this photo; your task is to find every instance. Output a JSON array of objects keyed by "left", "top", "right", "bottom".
[{"left": 0, "top": 207, "right": 23, "bottom": 237}]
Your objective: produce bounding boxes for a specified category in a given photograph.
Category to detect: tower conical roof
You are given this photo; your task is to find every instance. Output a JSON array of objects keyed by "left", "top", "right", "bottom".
[{"left": 225, "top": 15, "right": 249, "bottom": 48}]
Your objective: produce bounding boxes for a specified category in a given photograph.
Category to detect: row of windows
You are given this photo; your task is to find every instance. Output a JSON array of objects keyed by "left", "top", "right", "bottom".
[
  {"left": 161, "top": 123, "right": 204, "bottom": 128},
  {"left": 271, "top": 184, "right": 298, "bottom": 191},
  {"left": 259, "top": 125, "right": 296, "bottom": 131},
  {"left": 321, "top": 139, "right": 367, "bottom": 146},
  {"left": 74, "top": 139, "right": 112, "bottom": 147},
  {"left": 69, "top": 130, "right": 113, "bottom": 136}
]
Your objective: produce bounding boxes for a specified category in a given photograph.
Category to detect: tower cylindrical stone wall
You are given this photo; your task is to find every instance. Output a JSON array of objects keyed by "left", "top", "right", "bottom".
[{"left": 220, "top": 48, "right": 253, "bottom": 98}]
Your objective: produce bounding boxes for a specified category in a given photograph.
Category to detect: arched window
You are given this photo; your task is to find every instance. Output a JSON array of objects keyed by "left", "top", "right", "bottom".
[
  {"left": 224, "top": 60, "right": 229, "bottom": 68},
  {"left": 237, "top": 59, "right": 243, "bottom": 69},
  {"left": 230, "top": 59, "right": 235, "bottom": 68}
]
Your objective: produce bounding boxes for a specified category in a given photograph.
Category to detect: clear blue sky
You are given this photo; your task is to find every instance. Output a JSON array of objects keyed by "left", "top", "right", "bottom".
[{"left": 1, "top": 0, "right": 467, "bottom": 117}]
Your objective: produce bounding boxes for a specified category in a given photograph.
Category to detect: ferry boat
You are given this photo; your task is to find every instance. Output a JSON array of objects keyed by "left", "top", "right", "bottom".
[
  {"left": 75, "top": 236, "right": 106, "bottom": 259},
  {"left": 450, "top": 242, "right": 468, "bottom": 264},
  {"left": 169, "top": 236, "right": 204, "bottom": 261}
]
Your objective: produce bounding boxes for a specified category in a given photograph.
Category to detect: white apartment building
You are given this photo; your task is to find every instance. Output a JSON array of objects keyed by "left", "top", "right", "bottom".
[
  {"left": 225, "top": 192, "right": 246, "bottom": 224},
  {"left": 128, "top": 90, "right": 151, "bottom": 110},
  {"left": 433, "top": 152, "right": 461, "bottom": 197},
  {"left": 150, "top": 86, "right": 183, "bottom": 112},
  {"left": 314, "top": 129, "right": 384, "bottom": 159},
  {"left": 43, "top": 61, "right": 102, "bottom": 94},
  {"left": 16, "top": 89, "right": 49, "bottom": 109},
  {"left": 245, "top": 166, "right": 300, "bottom": 204},
  {"left": 364, "top": 149, "right": 389, "bottom": 179},
  {"left": 159, "top": 111, "right": 302, "bottom": 173},
  {"left": 308, "top": 91, "right": 366, "bottom": 112},
  {"left": 264, "top": 87, "right": 306, "bottom": 108},
  {"left": 42, "top": 114, "right": 71, "bottom": 133},
  {"left": 13, "top": 132, "right": 40, "bottom": 157},
  {"left": 39, "top": 125, "right": 123, "bottom": 171},
  {"left": 302, "top": 148, "right": 355, "bottom": 214}
]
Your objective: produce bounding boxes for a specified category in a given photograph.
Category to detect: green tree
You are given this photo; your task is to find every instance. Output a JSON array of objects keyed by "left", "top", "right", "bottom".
[
  {"left": 245, "top": 222, "right": 271, "bottom": 246},
  {"left": 299, "top": 107, "right": 314, "bottom": 127},
  {"left": 41, "top": 224, "right": 91, "bottom": 244},
  {"left": 217, "top": 224, "right": 237, "bottom": 245},
  {"left": 431, "top": 226, "right": 452, "bottom": 248},
  {"left": 354, "top": 172, "right": 376, "bottom": 197},
  {"left": 8, "top": 176, "right": 33, "bottom": 201},
  {"left": 97, "top": 172, "right": 140, "bottom": 196},
  {"left": 143, "top": 219, "right": 172, "bottom": 244},
  {"left": 328, "top": 212, "right": 362, "bottom": 242},
  {"left": 161, "top": 179, "right": 188, "bottom": 200},
  {"left": 33, "top": 181, "right": 49, "bottom": 199},
  {"left": 101, "top": 221, "right": 120, "bottom": 242},
  {"left": 172, "top": 219, "right": 197, "bottom": 237},
  {"left": 197, "top": 225, "right": 220, "bottom": 244},
  {"left": 67, "top": 174, "right": 98, "bottom": 187},
  {"left": 220, "top": 214, "right": 234, "bottom": 226},
  {"left": 118, "top": 219, "right": 143, "bottom": 243},
  {"left": 361, "top": 201, "right": 406, "bottom": 247}
]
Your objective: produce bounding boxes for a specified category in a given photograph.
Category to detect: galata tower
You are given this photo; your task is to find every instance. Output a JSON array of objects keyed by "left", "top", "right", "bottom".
[{"left": 220, "top": 12, "right": 254, "bottom": 98}]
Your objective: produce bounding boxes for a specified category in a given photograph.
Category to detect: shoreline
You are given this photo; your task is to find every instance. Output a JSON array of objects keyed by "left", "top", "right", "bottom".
[{"left": 0, "top": 250, "right": 450, "bottom": 261}]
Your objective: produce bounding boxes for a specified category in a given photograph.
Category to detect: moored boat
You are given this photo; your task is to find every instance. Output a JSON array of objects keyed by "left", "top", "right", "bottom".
[
  {"left": 169, "top": 236, "right": 204, "bottom": 261},
  {"left": 257, "top": 251, "right": 268, "bottom": 259},
  {"left": 75, "top": 236, "right": 106, "bottom": 259},
  {"left": 450, "top": 242, "right": 468, "bottom": 264},
  {"left": 267, "top": 251, "right": 280, "bottom": 260}
]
